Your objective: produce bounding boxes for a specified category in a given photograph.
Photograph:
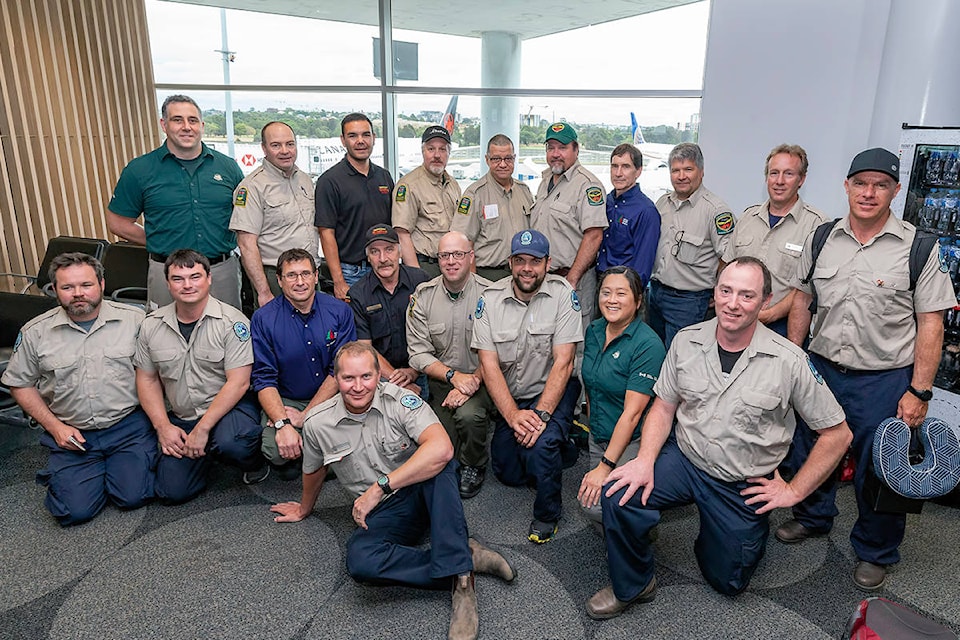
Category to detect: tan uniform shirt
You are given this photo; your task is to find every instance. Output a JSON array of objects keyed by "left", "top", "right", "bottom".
[
  {"left": 529, "top": 161, "right": 608, "bottom": 270},
  {"left": 652, "top": 185, "right": 734, "bottom": 291},
  {"left": 722, "top": 197, "right": 827, "bottom": 306},
  {"left": 655, "top": 319, "right": 845, "bottom": 482},
  {"left": 2, "top": 301, "right": 144, "bottom": 430},
  {"left": 229, "top": 160, "right": 319, "bottom": 265},
  {"left": 135, "top": 296, "right": 253, "bottom": 421},
  {"left": 793, "top": 214, "right": 956, "bottom": 370},
  {"left": 450, "top": 174, "right": 533, "bottom": 268},
  {"left": 471, "top": 274, "right": 584, "bottom": 400},
  {"left": 392, "top": 165, "right": 461, "bottom": 258},
  {"left": 406, "top": 273, "right": 492, "bottom": 374},
  {"left": 301, "top": 382, "right": 440, "bottom": 497}
]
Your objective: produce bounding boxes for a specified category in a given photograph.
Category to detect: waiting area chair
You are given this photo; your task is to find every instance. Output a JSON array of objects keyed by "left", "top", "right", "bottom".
[
  {"left": 0, "top": 291, "right": 59, "bottom": 417},
  {"left": 0, "top": 236, "right": 109, "bottom": 295},
  {"left": 101, "top": 242, "right": 148, "bottom": 306}
]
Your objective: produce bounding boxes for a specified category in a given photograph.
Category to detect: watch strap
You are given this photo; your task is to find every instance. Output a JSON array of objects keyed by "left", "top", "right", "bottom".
[
  {"left": 907, "top": 385, "right": 933, "bottom": 402},
  {"left": 600, "top": 456, "right": 616, "bottom": 470}
]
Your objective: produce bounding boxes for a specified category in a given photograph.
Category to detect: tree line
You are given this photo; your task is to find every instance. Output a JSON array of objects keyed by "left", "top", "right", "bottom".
[{"left": 202, "top": 108, "right": 695, "bottom": 149}]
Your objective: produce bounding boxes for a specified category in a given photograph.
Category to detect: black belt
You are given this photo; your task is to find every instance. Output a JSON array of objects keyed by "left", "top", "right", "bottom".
[
  {"left": 816, "top": 357, "right": 871, "bottom": 375},
  {"left": 651, "top": 280, "right": 709, "bottom": 295},
  {"left": 149, "top": 252, "right": 232, "bottom": 266},
  {"left": 416, "top": 253, "right": 438, "bottom": 264}
]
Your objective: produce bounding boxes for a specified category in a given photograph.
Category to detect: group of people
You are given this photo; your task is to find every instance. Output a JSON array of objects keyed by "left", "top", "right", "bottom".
[{"left": 3, "top": 92, "right": 955, "bottom": 639}]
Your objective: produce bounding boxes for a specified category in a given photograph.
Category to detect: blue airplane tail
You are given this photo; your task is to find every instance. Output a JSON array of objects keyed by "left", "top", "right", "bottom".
[{"left": 630, "top": 112, "right": 645, "bottom": 145}]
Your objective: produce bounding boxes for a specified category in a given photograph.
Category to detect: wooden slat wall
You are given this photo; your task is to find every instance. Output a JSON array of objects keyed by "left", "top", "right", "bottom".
[{"left": 0, "top": 0, "right": 159, "bottom": 292}]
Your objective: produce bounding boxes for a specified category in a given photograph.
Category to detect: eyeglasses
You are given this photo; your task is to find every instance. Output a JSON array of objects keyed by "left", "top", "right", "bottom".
[
  {"left": 437, "top": 250, "right": 473, "bottom": 261},
  {"left": 487, "top": 156, "right": 516, "bottom": 165},
  {"left": 281, "top": 270, "right": 316, "bottom": 282},
  {"left": 670, "top": 230, "right": 684, "bottom": 257}
]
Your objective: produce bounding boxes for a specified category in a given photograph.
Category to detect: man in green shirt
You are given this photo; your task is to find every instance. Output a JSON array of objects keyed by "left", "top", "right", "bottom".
[{"left": 106, "top": 94, "right": 244, "bottom": 310}]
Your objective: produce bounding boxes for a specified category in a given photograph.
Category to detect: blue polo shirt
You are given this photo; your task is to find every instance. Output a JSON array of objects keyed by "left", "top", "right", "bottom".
[
  {"left": 597, "top": 184, "right": 660, "bottom": 286},
  {"left": 251, "top": 292, "right": 356, "bottom": 400},
  {"left": 581, "top": 315, "right": 666, "bottom": 443},
  {"left": 348, "top": 264, "right": 429, "bottom": 369},
  {"left": 108, "top": 142, "right": 243, "bottom": 257}
]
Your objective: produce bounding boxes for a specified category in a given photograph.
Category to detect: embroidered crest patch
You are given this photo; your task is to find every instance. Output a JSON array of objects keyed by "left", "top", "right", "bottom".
[
  {"left": 396, "top": 184, "right": 407, "bottom": 203},
  {"left": 400, "top": 394, "right": 423, "bottom": 409},
  {"left": 13, "top": 331, "right": 22, "bottom": 353},
  {"left": 457, "top": 197, "right": 471, "bottom": 215},
  {"left": 714, "top": 211, "right": 735, "bottom": 235},
  {"left": 234, "top": 187, "right": 247, "bottom": 207},
  {"left": 571, "top": 291, "right": 581, "bottom": 312},
  {"left": 234, "top": 322, "right": 250, "bottom": 342},
  {"left": 475, "top": 296, "right": 485, "bottom": 319},
  {"left": 807, "top": 356, "right": 824, "bottom": 384},
  {"left": 586, "top": 186, "right": 604, "bottom": 206}
]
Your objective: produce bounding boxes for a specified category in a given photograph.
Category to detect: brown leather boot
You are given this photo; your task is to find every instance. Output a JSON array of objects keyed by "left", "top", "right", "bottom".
[
  {"left": 469, "top": 538, "right": 516, "bottom": 582},
  {"left": 448, "top": 573, "right": 478, "bottom": 640}
]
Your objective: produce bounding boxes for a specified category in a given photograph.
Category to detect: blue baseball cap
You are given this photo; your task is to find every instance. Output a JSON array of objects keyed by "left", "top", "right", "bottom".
[{"left": 510, "top": 229, "right": 550, "bottom": 258}]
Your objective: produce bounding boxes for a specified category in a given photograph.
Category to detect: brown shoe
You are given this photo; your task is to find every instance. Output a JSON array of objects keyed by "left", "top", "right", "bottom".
[
  {"left": 774, "top": 519, "right": 826, "bottom": 544},
  {"left": 448, "top": 573, "right": 478, "bottom": 640},
  {"left": 853, "top": 561, "right": 886, "bottom": 591},
  {"left": 469, "top": 538, "right": 516, "bottom": 583},
  {"left": 586, "top": 578, "right": 657, "bottom": 620}
]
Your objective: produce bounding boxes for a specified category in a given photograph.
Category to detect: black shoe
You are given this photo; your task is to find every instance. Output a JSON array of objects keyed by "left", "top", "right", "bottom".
[
  {"left": 528, "top": 518, "right": 558, "bottom": 544},
  {"left": 459, "top": 465, "right": 485, "bottom": 499},
  {"left": 276, "top": 461, "right": 302, "bottom": 481},
  {"left": 242, "top": 464, "right": 270, "bottom": 485}
]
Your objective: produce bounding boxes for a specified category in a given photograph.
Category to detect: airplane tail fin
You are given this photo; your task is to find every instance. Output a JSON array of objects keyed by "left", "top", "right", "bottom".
[
  {"left": 442, "top": 96, "right": 458, "bottom": 136},
  {"left": 631, "top": 112, "right": 645, "bottom": 145}
]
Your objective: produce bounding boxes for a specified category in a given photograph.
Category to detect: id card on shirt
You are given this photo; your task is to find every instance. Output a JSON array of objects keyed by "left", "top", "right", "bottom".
[{"left": 483, "top": 204, "right": 499, "bottom": 220}]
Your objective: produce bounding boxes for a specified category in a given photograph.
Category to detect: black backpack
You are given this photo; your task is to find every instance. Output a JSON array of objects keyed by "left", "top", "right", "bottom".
[{"left": 800, "top": 219, "right": 939, "bottom": 313}]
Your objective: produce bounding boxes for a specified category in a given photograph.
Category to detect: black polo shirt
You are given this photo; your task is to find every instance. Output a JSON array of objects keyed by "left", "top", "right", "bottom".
[
  {"left": 315, "top": 157, "right": 395, "bottom": 265},
  {"left": 348, "top": 264, "right": 429, "bottom": 369}
]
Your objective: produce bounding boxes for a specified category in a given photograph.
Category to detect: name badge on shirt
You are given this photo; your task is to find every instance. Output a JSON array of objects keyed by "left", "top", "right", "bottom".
[
  {"left": 785, "top": 242, "right": 804, "bottom": 252},
  {"left": 483, "top": 204, "right": 499, "bottom": 220}
]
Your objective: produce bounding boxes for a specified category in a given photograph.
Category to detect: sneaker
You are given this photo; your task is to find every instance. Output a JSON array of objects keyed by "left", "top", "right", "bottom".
[
  {"left": 242, "top": 464, "right": 270, "bottom": 485},
  {"left": 528, "top": 518, "right": 558, "bottom": 544},
  {"left": 459, "top": 465, "right": 485, "bottom": 499}
]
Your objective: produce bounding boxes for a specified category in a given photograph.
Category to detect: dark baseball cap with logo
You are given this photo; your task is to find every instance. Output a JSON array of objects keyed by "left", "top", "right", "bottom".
[
  {"left": 422, "top": 125, "right": 452, "bottom": 144},
  {"left": 847, "top": 147, "right": 900, "bottom": 182},
  {"left": 545, "top": 122, "right": 577, "bottom": 145},
  {"left": 364, "top": 224, "right": 400, "bottom": 249},
  {"left": 510, "top": 229, "right": 550, "bottom": 258}
]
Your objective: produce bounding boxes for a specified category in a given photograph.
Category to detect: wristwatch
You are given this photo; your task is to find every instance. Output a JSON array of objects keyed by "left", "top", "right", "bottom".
[
  {"left": 445, "top": 368, "right": 456, "bottom": 383},
  {"left": 273, "top": 418, "right": 293, "bottom": 429},
  {"left": 534, "top": 409, "right": 552, "bottom": 423},
  {"left": 906, "top": 385, "right": 933, "bottom": 402},
  {"left": 377, "top": 474, "right": 394, "bottom": 495}
]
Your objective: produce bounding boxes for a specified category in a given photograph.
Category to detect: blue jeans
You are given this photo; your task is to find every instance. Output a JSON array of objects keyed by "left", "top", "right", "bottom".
[
  {"left": 647, "top": 281, "right": 712, "bottom": 351},
  {"left": 341, "top": 262, "right": 371, "bottom": 287}
]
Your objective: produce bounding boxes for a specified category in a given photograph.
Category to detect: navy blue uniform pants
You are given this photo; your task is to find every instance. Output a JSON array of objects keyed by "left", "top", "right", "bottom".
[
  {"left": 647, "top": 281, "right": 712, "bottom": 351},
  {"left": 345, "top": 460, "right": 472, "bottom": 589},
  {"left": 156, "top": 394, "right": 263, "bottom": 504},
  {"left": 602, "top": 439, "right": 769, "bottom": 598},
  {"left": 37, "top": 409, "right": 156, "bottom": 526},
  {"left": 790, "top": 354, "right": 911, "bottom": 565},
  {"left": 490, "top": 377, "right": 581, "bottom": 523}
]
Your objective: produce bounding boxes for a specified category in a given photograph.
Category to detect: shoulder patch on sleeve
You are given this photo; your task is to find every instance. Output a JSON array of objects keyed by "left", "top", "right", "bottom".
[
  {"left": 939, "top": 245, "right": 949, "bottom": 273},
  {"left": 234, "top": 187, "right": 247, "bottom": 207},
  {"left": 233, "top": 321, "right": 251, "bottom": 342},
  {"left": 586, "top": 186, "right": 604, "bottom": 206},
  {"left": 807, "top": 356, "right": 824, "bottom": 384},
  {"left": 571, "top": 290, "right": 582, "bottom": 312},
  {"left": 475, "top": 296, "right": 485, "bottom": 319},
  {"left": 457, "top": 196, "right": 471, "bottom": 215},
  {"left": 13, "top": 331, "right": 22, "bottom": 353},
  {"left": 396, "top": 184, "right": 407, "bottom": 203},
  {"left": 407, "top": 294, "right": 417, "bottom": 317},
  {"left": 714, "top": 211, "right": 735, "bottom": 235},
  {"left": 400, "top": 394, "right": 423, "bottom": 409}
]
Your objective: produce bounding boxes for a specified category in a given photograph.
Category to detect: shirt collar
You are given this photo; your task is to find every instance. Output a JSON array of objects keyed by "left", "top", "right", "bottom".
[
  {"left": 262, "top": 158, "right": 299, "bottom": 179},
  {"left": 47, "top": 299, "right": 123, "bottom": 331},
  {"left": 159, "top": 141, "right": 213, "bottom": 162},
  {"left": 668, "top": 184, "right": 705, "bottom": 209},
  {"left": 158, "top": 295, "right": 224, "bottom": 332},
  {"left": 686, "top": 317, "right": 779, "bottom": 358}
]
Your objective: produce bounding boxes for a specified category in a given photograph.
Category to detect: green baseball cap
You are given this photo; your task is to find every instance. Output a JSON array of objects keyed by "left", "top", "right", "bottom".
[{"left": 545, "top": 122, "right": 577, "bottom": 144}]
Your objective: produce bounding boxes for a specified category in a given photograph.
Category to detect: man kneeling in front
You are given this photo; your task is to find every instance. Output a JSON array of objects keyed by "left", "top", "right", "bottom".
[
  {"left": 271, "top": 341, "right": 515, "bottom": 640},
  {"left": 587, "top": 257, "right": 851, "bottom": 618}
]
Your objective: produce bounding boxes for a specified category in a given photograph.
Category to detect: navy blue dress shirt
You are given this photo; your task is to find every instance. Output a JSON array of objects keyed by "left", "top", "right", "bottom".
[
  {"left": 251, "top": 292, "right": 356, "bottom": 400},
  {"left": 597, "top": 184, "right": 660, "bottom": 286}
]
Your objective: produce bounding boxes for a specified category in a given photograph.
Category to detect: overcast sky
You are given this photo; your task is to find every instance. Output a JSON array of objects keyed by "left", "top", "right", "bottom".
[{"left": 147, "top": 0, "right": 709, "bottom": 128}]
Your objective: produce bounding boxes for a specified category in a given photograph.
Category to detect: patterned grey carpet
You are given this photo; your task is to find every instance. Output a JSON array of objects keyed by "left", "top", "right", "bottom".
[{"left": 1, "top": 414, "right": 958, "bottom": 640}]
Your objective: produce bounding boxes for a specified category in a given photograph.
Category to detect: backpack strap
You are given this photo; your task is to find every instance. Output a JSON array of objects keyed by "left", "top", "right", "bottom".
[
  {"left": 908, "top": 230, "right": 938, "bottom": 291},
  {"left": 802, "top": 219, "right": 840, "bottom": 313}
]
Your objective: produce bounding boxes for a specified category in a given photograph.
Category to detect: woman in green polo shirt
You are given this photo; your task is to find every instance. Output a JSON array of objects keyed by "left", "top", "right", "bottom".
[{"left": 577, "top": 266, "right": 666, "bottom": 522}]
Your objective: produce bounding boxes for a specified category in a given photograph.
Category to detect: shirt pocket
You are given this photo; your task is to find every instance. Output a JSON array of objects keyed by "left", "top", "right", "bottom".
[
  {"left": 864, "top": 271, "right": 911, "bottom": 316},
  {"left": 150, "top": 347, "right": 182, "bottom": 382},
  {"left": 263, "top": 195, "right": 298, "bottom": 224},
  {"left": 676, "top": 233, "right": 705, "bottom": 265},
  {"left": 103, "top": 345, "right": 135, "bottom": 382},
  {"left": 774, "top": 243, "right": 803, "bottom": 281},
  {"left": 421, "top": 201, "right": 449, "bottom": 230},
  {"left": 810, "top": 264, "right": 841, "bottom": 309},
  {"left": 736, "top": 389, "right": 781, "bottom": 435},
  {"left": 428, "top": 322, "right": 448, "bottom": 353},
  {"left": 194, "top": 347, "right": 225, "bottom": 379},
  {"left": 39, "top": 351, "right": 80, "bottom": 391},
  {"left": 379, "top": 433, "right": 415, "bottom": 465},
  {"left": 677, "top": 373, "right": 708, "bottom": 421},
  {"left": 527, "top": 322, "right": 555, "bottom": 358},
  {"left": 493, "top": 329, "right": 519, "bottom": 365},
  {"left": 368, "top": 308, "right": 391, "bottom": 341}
]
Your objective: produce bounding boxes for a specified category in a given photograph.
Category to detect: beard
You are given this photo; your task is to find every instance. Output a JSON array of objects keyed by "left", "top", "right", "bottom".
[
  {"left": 512, "top": 271, "right": 545, "bottom": 294},
  {"left": 63, "top": 295, "right": 101, "bottom": 319},
  {"left": 549, "top": 161, "right": 565, "bottom": 175},
  {"left": 427, "top": 163, "right": 445, "bottom": 177}
]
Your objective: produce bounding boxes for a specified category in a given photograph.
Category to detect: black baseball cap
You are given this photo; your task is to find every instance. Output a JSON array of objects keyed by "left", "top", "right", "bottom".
[
  {"left": 847, "top": 148, "right": 900, "bottom": 182},
  {"left": 364, "top": 224, "right": 400, "bottom": 249},
  {"left": 421, "top": 125, "right": 451, "bottom": 144}
]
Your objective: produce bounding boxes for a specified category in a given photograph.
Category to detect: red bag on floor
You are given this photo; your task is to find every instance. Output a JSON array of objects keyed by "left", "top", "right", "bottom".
[{"left": 845, "top": 597, "right": 957, "bottom": 639}]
